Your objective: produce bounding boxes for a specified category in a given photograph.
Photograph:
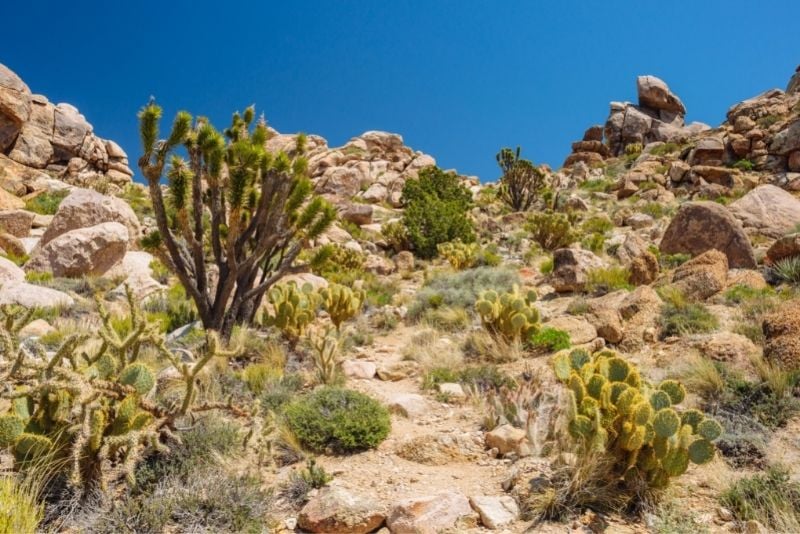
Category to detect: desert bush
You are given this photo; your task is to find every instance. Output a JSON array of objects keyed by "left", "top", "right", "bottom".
[
  {"left": 581, "top": 232, "right": 606, "bottom": 254},
  {"left": 423, "top": 364, "right": 516, "bottom": 392},
  {"left": 407, "top": 266, "right": 518, "bottom": 320},
  {"left": 281, "top": 457, "right": 332, "bottom": 507},
  {"left": 309, "top": 244, "right": 365, "bottom": 282},
  {"left": 380, "top": 221, "right": 411, "bottom": 253},
  {"left": 720, "top": 466, "right": 800, "bottom": 532},
  {"left": 539, "top": 256, "right": 554, "bottom": 274},
  {"left": 658, "top": 288, "right": 718, "bottom": 337},
  {"left": 640, "top": 202, "right": 672, "bottom": 219},
  {"left": 496, "top": 146, "right": 548, "bottom": 211},
  {"left": 659, "top": 252, "right": 691, "bottom": 269},
  {"left": 581, "top": 216, "right": 614, "bottom": 235},
  {"left": 732, "top": 159, "right": 754, "bottom": 171},
  {"left": 142, "top": 282, "right": 198, "bottom": 332},
  {"left": 551, "top": 349, "right": 721, "bottom": 504},
  {"left": 24, "top": 190, "right": 69, "bottom": 215},
  {"left": 526, "top": 211, "right": 578, "bottom": 251},
  {"left": 283, "top": 387, "right": 390, "bottom": 454},
  {"left": 650, "top": 499, "right": 708, "bottom": 534},
  {"left": 579, "top": 178, "right": 613, "bottom": 193},
  {"left": 420, "top": 306, "right": 471, "bottom": 332},
  {"left": 530, "top": 327, "right": 571, "bottom": 352},
  {"left": 648, "top": 142, "right": 680, "bottom": 156},
  {"left": 401, "top": 166, "right": 475, "bottom": 259},
  {"left": 585, "top": 267, "right": 632, "bottom": 293},
  {"left": 475, "top": 285, "right": 540, "bottom": 344}
]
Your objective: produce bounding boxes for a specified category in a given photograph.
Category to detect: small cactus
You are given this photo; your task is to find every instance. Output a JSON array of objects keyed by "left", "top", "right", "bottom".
[
  {"left": 320, "top": 283, "right": 365, "bottom": 332},
  {"left": 437, "top": 240, "right": 479, "bottom": 271},
  {"left": 551, "top": 348, "right": 722, "bottom": 490},
  {"left": 262, "top": 282, "right": 320, "bottom": 343},
  {"left": 475, "top": 285, "right": 540, "bottom": 344}
]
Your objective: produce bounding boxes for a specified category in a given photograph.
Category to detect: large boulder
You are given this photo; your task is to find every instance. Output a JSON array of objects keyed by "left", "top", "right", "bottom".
[
  {"left": 386, "top": 492, "right": 474, "bottom": 533},
  {"left": 41, "top": 187, "right": 141, "bottom": 246},
  {"left": 298, "top": 486, "right": 385, "bottom": 533},
  {"left": 637, "top": 75, "right": 686, "bottom": 115},
  {"left": 767, "top": 233, "right": 800, "bottom": 264},
  {"left": 660, "top": 202, "right": 757, "bottom": 269},
  {"left": 0, "top": 209, "right": 35, "bottom": 237},
  {"left": 27, "top": 222, "right": 128, "bottom": 277},
  {"left": 729, "top": 185, "right": 800, "bottom": 238},
  {"left": 0, "top": 63, "right": 31, "bottom": 152},
  {"left": 0, "top": 256, "right": 24, "bottom": 284},
  {"left": 105, "top": 250, "right": 165, "bottom": 300}
]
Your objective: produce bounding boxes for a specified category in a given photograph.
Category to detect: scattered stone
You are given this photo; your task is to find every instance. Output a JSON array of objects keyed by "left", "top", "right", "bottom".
[
  {"left": 393, "top": 251, "right": 415, "bottom": 272},
  {"left": 298, "top": 486, "right": 385, "bottom": 534},
  {"left": 377, "top": 361, "right": 418, "bottom": 381},
  {"left": 469, "top": 495, "right": 519, "bottom": 530},
  {"left": 388, "top": 393, "right": 429, "bottom": 419},
  {"left": 660, "top": 201, "right": 757, "bottom": 269},
  {"left": 342, "top": 360, "right": 376, "bottom": 379},
  {"left": 763, "top": 300, "right": 800, "bottom": 370},
  {"left": 436, "top": 382, "right": 466, "bottom": 401},
  {"left": 386, "top": 491, "right": 473, "bottom": 534},
  {"left": 629, "top": 250, "right": 659, "bottom": 286},
  {"left": 544, "top": 315, "right": 597, "bottom": 345},
  {"left": 18, "top": 318, "right": 55, "bottom": 338},
  {"left": 0, "top": 209, "right": 34, "bottom": 237},
  {"left": 766, "top": 232, "right": 800, "bottom": 264},
  {"left": 485, "top": 424, "right": 529, "bottom": 456}
]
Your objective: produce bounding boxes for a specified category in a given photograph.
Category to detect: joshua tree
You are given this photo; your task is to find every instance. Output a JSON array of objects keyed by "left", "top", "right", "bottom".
[
  {"left": 496, "top": 146, "right": 548, "bottom": 211},
  {"left": 138, "top": 102, "right": 335, "bottom": 339}
]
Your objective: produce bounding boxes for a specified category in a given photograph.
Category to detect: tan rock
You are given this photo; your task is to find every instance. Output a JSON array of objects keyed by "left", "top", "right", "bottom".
[
  {"left": 0, "top": 232, "right": 26, "bottom": 258},
  {"left": 298, "top": 486, "right": 385, "bottom": 534},
  {"left": 0, "top": 209, "right": 35, "bottom": 237},
  {"left": 469, "top": 495, "right": 519, "bottom": 530},
  {"left": 27, "top": 222, "right": 129, "bottom": 277},
  {"left": 18, "top": 318, "right": 55, "bottom": 338},
  {"left": 41, "top": 187, "right": 141, "bottom": 247},
  {"left": 388, "top": 393, "right": 429, "bottom": 419},
  {"left": 545, "top": 315, "right": 597, "bottom": 345},
  {"left": 551, "top": 248, "right": 606, "bottom": 293},
  {"left": 485, "top": 424, "right": 529, "bottom": 456},
  {"left": 386, "top": 492, "right": 473, "bottom": 534},
  {"left": 728, "top": 185, "right": 800, "bottom": 238},
  {"left": 0, "top": 187, "right": 24, "bottom": 210},
  {"left": 0, "top": 281, "right": 74, "bottom": 309},
  {"left": 393, "top": 251, "right": 415, "bottom": 272},
  {"left": 342, "top": 360, "right": 376, "bottom": 379},
  {"left": 660, "top": 201, "right": 756, "bottom": 269},
  {"left": 763, "top": 301, "right": 800, "bottom": 370},
  {"left": 671, "top": 249, "right": 728, "bottom": 300}
]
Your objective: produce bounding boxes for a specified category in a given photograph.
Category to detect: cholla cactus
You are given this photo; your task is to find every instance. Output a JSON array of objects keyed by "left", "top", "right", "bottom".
[
  {"left": 552, "top": 348, "right": 722, "bottom": 489},
  {"left": 306, "top": 326, "right": 342, "bottom": 385},
  {"left": 475, "top": 285, "right": 540, "bottom": 344},
  {"left": 320, "top": 283, "right": 365, "bottom": 332},
  {"left": 262, "top": 282, "right": 320, "bottom": 344},
  {"left": 437, "top": 240, "right": 479, "bottom": 271},
  {"left": 0, "top": 286, "right": 246, "bottom": 494}
]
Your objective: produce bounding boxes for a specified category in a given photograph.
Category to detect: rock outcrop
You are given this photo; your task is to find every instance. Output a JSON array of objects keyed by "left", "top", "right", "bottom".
[
  {"left": 27, "top": 221, "right": 129, "bottom": 277},
  {"left": 0, "top": 63, "right": 133, "bottom": 192},
  {"left": 728, "top": 184, "right": 800, "bottom": 238}
]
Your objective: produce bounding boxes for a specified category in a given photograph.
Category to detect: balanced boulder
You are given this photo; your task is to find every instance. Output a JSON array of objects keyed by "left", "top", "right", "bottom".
[{"left": 27, "top": 222, "right": 128, "bottom": 277}]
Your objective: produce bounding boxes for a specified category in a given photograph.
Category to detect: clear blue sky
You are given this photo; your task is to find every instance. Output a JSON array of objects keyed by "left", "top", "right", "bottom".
[{"left": 3, "top": 1, "right": 798, "bottom": 181}]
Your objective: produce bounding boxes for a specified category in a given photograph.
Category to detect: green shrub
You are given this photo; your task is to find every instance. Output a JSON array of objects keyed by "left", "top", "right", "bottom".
[
  {"left": 649, "top": 142, "right": 680, "bottom": 156},
  {"left": 539, "top": 257, "right": 554, "bottom": 274},
  {"left": 757, "top": 114, "right": 780, "bottom": 128},
  {"left": 24, "top": 190, "right": 69, "bottom": 215},
  {"left": 530, "top": 327, "right": 571, "bottom": 352},
  {"left": 380, "top": 221, "right": 411, "bottom": 253},
  {"left": 283, "top": 387, "right": 390, "bottom": 454},
  {"left": 142, "top": 282, "right": 198, "bottom": 332},
  {"left": 585, "top": 267, "right": 632, "bottom": 293},
  {"left": 659, "top": 288, "right": 718, "bottom": 337},
  {"left": 724, "top": 284, "right": 775, "bottom": 304},
  {"left": 401, "top": 166, "right": 475, "bottom": 259},
  {"left": 732, "top": 159, "right": 754, "bottom": 171},
  {"left": 407, "top": 267, "right": 518, "bottom": 320},
  {"left": 579, "top": 178, "right": 613, "bottom": 193},
  {"left": 581, "top": 233, "right": 606, "bottom": 254},
  {"left": 581, "top": 216, "right": 613, "bottom": 235},
  {"left": 526, "top": 211, "right": 578, "bottom": 251},
  {"left": 423, "top": 365, "right": 516, "bottom": 392},
  {"left": 640, "top": 202, "right": 672, "bottom": 219},
  {"left": 282, "top": 457, "right": 332, "bottom": 506},
  {"left": 720, "top": 466, "right": 800, "bottom": 531},
  {"left": 660, "top": 252, "right": 691, "bottom": 269}
]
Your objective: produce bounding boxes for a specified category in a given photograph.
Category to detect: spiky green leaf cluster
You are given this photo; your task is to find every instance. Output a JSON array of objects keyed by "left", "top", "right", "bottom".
[
  {"left": 552, "top": 348, "right": 722, "bottom": 490},
  {"left": 475, "top": 285, "right": 539, "bottom": 344}
]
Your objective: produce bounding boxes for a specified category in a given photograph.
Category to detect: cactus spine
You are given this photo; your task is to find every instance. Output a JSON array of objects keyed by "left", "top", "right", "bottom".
[{"left": 552, "top": 348, "right": 721, "bottom": 489}]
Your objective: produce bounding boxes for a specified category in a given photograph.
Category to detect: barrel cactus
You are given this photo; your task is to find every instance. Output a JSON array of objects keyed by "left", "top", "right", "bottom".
[
  {"left": 552, "top": 348, "right": 721, "bottom": 489},
  {"left": 320, "top": 283, "right": 366, "bottom": 331},
  {"left": 475, "top": 285, "right": 540, "bottom": 344}
]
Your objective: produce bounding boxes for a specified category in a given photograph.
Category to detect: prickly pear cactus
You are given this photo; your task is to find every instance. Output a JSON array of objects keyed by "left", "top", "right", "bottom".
[
  {"left": 475, "top": 285, "right": 540, "bottom": 344},
  {"left": 263, "top": 282, "right": 320, "bottom": 342},
  {"left": 437, "top": 240, "right": 479, "bottom": 271},
  {"left": 320, "top": 283, "right": 366, "bottom": 331},
  {"left": 552, "top": 348, "right": 722, "bottom": 489}
]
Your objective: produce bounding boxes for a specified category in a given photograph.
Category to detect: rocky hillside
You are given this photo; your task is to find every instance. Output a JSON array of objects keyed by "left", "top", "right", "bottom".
[{"left": 2, "top": 61, "right": 800, "bottom": 534}]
